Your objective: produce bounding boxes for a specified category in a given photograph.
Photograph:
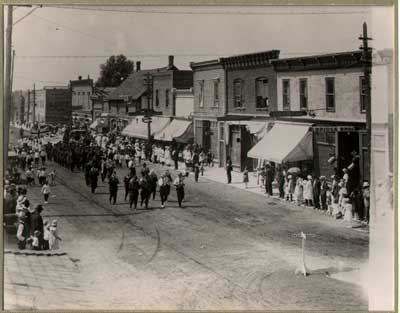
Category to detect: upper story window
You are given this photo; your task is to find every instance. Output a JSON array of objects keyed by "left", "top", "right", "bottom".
[
  {"left": 255, "top": 77, "right": 269, "bottom": 110},
  {"left": 165, "top": 89, "right": 170, "bottom": 107},
  {"left": 282, "top": 79, "right": 290, "bottom": 111},
  {"left": 213, "top": 80, "right": 219, "bottom": 107},
  {"left": 233, "top": 79, "right": 243, "bottom": 108},
  {"left": 360, "top": 76, "right": 367, "bottom": 113},
  {"left": 199, "top": 81, "right": 204, "bottom": 108},
  {"left": 299, "top": 78, "right": 308, "bottom": 110},
  {"left": 155, "top": 90, "right": 159, "bottom": 107},
  {"left": 325, "top": 77, "right": 335, "bottom": 112}
]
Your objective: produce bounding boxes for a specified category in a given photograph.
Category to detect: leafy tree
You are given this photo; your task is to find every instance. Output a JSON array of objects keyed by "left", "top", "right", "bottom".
[{"left": 96, "top": 55, "right": 134, "bottom": 87}]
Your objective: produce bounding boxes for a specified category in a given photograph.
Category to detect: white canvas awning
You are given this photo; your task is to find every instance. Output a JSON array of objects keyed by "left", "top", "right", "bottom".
[
  {"left": 154, "top": 119, "right": 192, "bottom": 142},
  {"left": 247, "top": 122, "right": 313, "bottom": 163},
  {"left": 121, "top": 116, "right": 171, "bottom": 139}
]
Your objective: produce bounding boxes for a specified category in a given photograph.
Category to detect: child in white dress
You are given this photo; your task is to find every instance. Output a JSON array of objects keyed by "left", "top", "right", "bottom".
[{"left": 49, "top": 220, "right": 62, "bottom": 250}]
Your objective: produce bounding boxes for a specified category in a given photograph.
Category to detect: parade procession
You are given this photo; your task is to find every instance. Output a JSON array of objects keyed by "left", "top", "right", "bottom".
[{"left": 3, "top": 4, "right": 395, "bottom": 311}]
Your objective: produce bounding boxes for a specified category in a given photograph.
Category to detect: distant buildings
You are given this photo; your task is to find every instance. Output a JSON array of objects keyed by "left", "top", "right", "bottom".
[
  {"left": 34, "top": 86, "right": 72, "bottom": 125},
  {"left": 69, "top": 76, "right": 94, "bottom": 121}
]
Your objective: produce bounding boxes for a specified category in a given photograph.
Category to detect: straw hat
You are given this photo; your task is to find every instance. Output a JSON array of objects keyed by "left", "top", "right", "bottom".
[
  {"left": 362, "top": 181, "right": 370, "bottom": 188},
  {"left": 307, "top": 175, "right": 312, "bottom": 180},
  {"left": 51, "top": 220, "right": 58, "bottom": 227}
]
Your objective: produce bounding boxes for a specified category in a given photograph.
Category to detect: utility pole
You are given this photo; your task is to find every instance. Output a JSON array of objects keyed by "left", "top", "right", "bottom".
[
  {"left": 143, "top": 72, "right": 153, "bottom": 141},
  {"left": 33, "top": 83, "right": 36, "bottom": 124},
  {"left": 4, "top": 5, "right": 13, "bottom": 166},
  {"left": 11, "top": 49, "right": 15, "bottom": 93},
  {"left": 27, "top": 89, "right": 31, "bottom": 125},
  {"left": 359, "top": 22, "right": 372, "bottom": 180}
]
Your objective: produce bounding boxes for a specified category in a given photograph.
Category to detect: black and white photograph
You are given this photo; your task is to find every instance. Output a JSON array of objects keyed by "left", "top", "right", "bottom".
[{"left": 3, "top": 3, "right": 395, "bottom": 311}]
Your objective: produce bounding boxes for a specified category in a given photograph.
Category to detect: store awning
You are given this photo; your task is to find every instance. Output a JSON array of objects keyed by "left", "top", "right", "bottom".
[
  {"left": 247, "top": 122, "right": 313, "bottom": 163},
  {"left": 154, "top": 119, "right": 192, "bottom": 142},
  {"left": 121, "top": 116, "right": 171, "bottom": 139}
]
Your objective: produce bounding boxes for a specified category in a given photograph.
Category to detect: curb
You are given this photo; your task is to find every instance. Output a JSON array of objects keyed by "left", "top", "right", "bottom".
[{"left": 4, "top": 250, "right": 68, "bottom": 256}]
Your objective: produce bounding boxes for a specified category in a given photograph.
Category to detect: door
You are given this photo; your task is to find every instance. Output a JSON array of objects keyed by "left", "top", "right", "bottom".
[
  {"left": 230, "top": 126, "right": 241, "bottom": 170},
  {"left": 203, "top": 120, "right": 211, "bottom": 152}
]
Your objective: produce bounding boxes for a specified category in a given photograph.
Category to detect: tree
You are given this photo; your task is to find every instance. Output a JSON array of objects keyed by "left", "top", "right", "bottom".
[{"left": 96, "top": 55, "right": 134, "bottom": 87}]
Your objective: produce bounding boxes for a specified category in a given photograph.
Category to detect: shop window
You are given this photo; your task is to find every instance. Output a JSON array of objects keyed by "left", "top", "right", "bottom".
[
  {"left": 255, "top": 77, "right": 269, "bottom": 110},
  {"left": 282, "top": 79, "right": 290, "bottom": 111},
  {"left": 165, "top": 89, "right": 170, "bottom": 107},
  {"left": 325, "top": 77, "right": 335, "bottom": 112},
  {"left": 299, "top": 78, "right": 308, "bottom": 110},
  {"left": 233, "top": 79, "right": 243, "bottom": 108},
  {"left": 199, "top": 81, "right": 204, "bottom": 108},
  {"left": 155, "top": 90, "right": 159, "bottom": 107},
  {"left": 360, "top": 76, "right": 367, "bottom": 113},
  {"left": 213, "top": 80, "right": 219, "bottom": 107},
  {"left": 219, "top": 124, "right": 224, "bottom": 141}
]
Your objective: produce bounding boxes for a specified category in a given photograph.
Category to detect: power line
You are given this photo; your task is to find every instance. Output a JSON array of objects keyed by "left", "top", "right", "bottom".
[
  {"left": 15, "top": 52, "right": 338, "bottom": 59},
  {"left": 14, "top": 75, "right": 67, "bottom": 85},
  {"left": 46, "top": 5, "right": 369, "bottom": 15},
  {"left": 13, "top": 7, "right": 39, "bottom": 25},
  {"left": 30, "top": 13, "right": 115, "bottom": 47}
]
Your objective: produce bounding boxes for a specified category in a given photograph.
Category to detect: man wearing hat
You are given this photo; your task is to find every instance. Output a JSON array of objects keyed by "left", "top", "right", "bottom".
[
  {"left": 108, "top": 171, "right": 119, "bottom": 205},
  {"left": 174, "top": 172, "right": 185, "bottom": 208},
  {"left": 264, "top": 163, "right": 273, "bottom": 197},
  {"left": 30, "top": 204, "right": 44, "bottom": 249},
  {"left": 362, "top": 181, "right": 370, "bottom": 223},
  {"left": 320, "top": 176, "right": 329, "bottom": 211},
  {"left": 312, "top": 176, "right": 321, "bottom": 210}
]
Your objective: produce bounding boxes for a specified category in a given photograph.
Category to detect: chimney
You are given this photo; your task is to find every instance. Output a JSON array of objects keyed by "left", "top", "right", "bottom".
[
  {"left": 78, "top": 76, "right": 82, "bottom": 80},
  {"left": 168, "top": 55, "right": 174, "bottom": 68},
  {"left": 136, "top": 61, "right": 141, "bottom": 72}
]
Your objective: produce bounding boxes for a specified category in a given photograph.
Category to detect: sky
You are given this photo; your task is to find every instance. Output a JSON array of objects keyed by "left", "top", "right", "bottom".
[{"left": 7, "top": 5, "right": 394, "bottom": 91}]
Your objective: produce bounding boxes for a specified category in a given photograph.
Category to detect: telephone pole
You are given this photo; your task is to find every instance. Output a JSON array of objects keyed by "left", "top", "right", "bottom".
[
  {"left": 4, "top": 5, "right": 13, "bottom": 166},
  {"left": 32, "top": 83, "right": 36, "bottom": 124},
  {"left": 143, "top": 72, "right": 153, "bottom": 141},
  {"left": 359, "top": 22, "right": 372, "bottom": 180}
]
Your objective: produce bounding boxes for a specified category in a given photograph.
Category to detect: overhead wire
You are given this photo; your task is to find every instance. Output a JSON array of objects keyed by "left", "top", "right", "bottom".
[{"left": 45, "top": 5, "right": 369, "bottom": 15}]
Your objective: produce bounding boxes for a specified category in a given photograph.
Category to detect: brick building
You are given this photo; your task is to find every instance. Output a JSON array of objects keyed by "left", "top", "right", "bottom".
[
  {"left": 191, "top": 50, "right": 280, "bottom": 170},
  {"left": 34, "top": 86, "right": 72, "bottom": 125},
  {"left": 248, "top": 51, "right": 367, "bottom": 182}
]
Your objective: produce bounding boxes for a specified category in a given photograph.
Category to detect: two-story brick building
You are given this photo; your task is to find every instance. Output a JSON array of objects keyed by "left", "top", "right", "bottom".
[
  {"left": 248, "top": 51, "right": 368, "bottom": 183},
  {"left": 34, "top": 86, "right": 72, "bottom": 125},
  {"left": 191, "top": 50, "right": 280, "bottom": 170}
]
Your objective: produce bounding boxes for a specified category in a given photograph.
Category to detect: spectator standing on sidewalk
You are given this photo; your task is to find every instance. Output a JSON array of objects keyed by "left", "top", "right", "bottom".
[
  {"left": 362, "top": 181, "right": 370, "bottom": 223},
  {"left": 304, "top": 175, "right": 313, "bottom": 207},
  {"left": 194, "top": 163, "right": 200, "bottom": 183},
  {"left": 16, "top": 210, "right": 28, "bottom": 250},
  {"left": 49, "top": 220, "right": 62, "bottom": 250},
  {"left": 243, "top": 167, "right": 249, "bottom": 189},
  {"left": 124, "top": 172, "right": 131, "bottom": 201},
  {"left": 312, "top": 176, "right": 321, "bottom": 210},
  {"left": 172, "top": 148, "right": 179, "bottom": 170},
  {"left": 276, "top": 166, "right": 285, "bottom": 199},
  {"left": 264, "top": 163, "right": 273, "bottom": 197},
  {"left": 42, "top": 220, "right": 50, "bottom": 250},
  {"left": 226, "top": 157, "right": 233, "bottom": 184}
]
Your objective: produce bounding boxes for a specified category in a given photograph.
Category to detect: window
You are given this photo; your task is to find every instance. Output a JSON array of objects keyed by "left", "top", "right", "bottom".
[
  {"left": 213, "top": 80, "right": 219, "bottom": 107},
  {"left": 255, "top": 77, "right": 269, "bottom": 110},
  {"left": 165, "top": 89, "right": 170, "bottom": 107},
  {"left": 282, "top": 79, "right": 290, "bottom": 111},
  {"left": 325, "top": 77, "right": 335, "bottom": 112},
  {"left": 233, "top": 79, "right": 243, "bottom": 108},
  {"left": 199, "top": 81, "right": 204, "bottom": 108},
  {"left": 299, "top": 78, "right": 308, "bottom": 110},
  {"left": 155, "top": 90, "right": 159, "bottom": 107},
  {"left": 219, "top": 123, "right": 224, "bottom": 140},
  {"left": 360, "top": 76, "right": 367, "bottom": 113}
]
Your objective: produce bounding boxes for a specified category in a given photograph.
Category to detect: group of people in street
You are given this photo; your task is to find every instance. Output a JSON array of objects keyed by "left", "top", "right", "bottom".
[{"left": 4, "top": 181, "right": 61, "bottom": 251}]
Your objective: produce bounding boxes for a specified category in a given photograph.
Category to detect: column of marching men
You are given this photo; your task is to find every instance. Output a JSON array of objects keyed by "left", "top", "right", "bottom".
[{"left": 6, "top": 131, "right": 206, "bottom": 251}]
